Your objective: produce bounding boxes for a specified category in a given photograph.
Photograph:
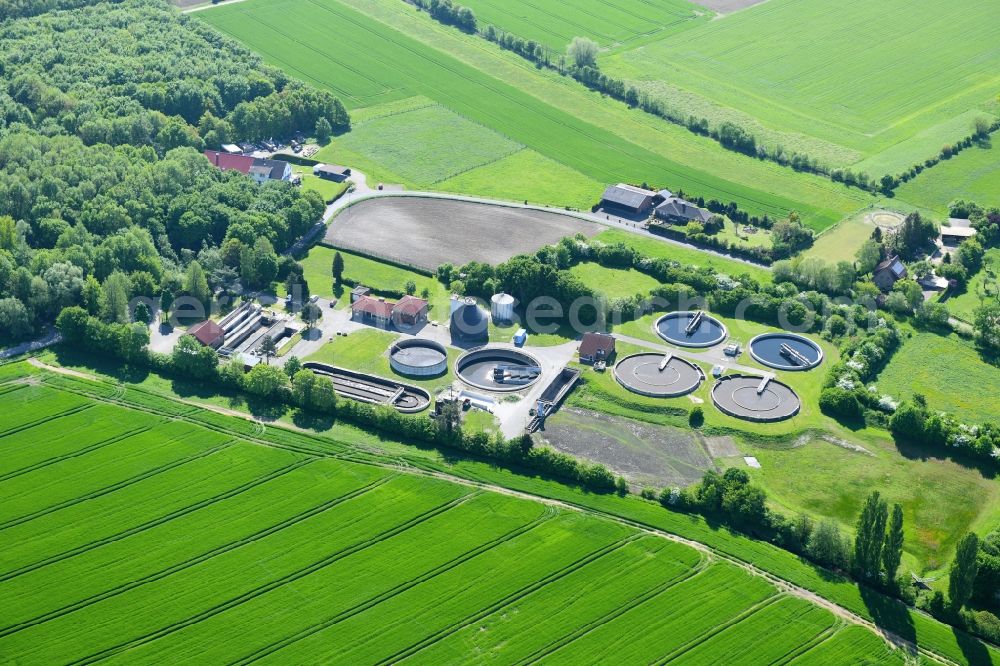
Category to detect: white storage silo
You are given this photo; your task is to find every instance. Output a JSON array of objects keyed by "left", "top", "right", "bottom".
[{"left": 490, "top": 292, "right": 515, "bottom": 323}]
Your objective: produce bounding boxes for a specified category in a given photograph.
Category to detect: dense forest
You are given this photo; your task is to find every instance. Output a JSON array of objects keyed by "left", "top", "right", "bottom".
[{"left": 0, "top": 0, "right": 349, "bottom": 341}]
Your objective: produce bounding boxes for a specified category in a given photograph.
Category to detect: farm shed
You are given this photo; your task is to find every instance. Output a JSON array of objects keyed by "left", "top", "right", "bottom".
[
  {"left": 313, "top": 164, "right": 352, "bottom": 182},
  {"left": 600, "top": 183, "right": 657, "bottom": 216},
  {"left": 939, "top": 225, "right": 977, "bottom": 247}
]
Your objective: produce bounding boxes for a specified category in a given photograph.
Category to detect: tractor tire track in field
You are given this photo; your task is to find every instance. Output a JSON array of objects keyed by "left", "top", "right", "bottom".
[
  {"left": 774, "top": 623, "right": 843, "bottom": 666},
  {"left": 0, "top": 459, "right": 318, "bottom": 583},
  {"left": 0, "top": 423, "right": 158, "bottom": 483},
  {"left": 505, "top": 558, "right": 715, "bottom": 666},
  {"left": 300, "top": 0, "right": 801, "bottom": 218},
  {"left": 0, "top": 382, "right": 28, "bottom": 397},
  {"left": 383, "top": 535, "right": 697, "bottom": 665},
  {"left": 0, "top": 441, "right": 236, "bottom": 532},
  {"left": 31, "top": 367, "right": 344, "bottom": 460},
  {"left": 70, "top": 491, "right": 483, "bottom": 665},
  {"left": 0, "top": 472, "right": 397, "bottom": 638},
  {"left": 0, "top": 403, "right": 93, "bottom": 439},
  {"left": 654, "top": 593, "right": 784, "bottom": 665},
  {"left": 239, "top": 513, "right": 618, "bottom": 665}
]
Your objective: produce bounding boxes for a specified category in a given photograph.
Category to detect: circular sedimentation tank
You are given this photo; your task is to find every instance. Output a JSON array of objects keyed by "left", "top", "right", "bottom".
[
  {"left": 614, "top": 353, "right": 704, "bottom": 398},
  {"left": 654, "top": 311, "right": 727, "bottom": 348},
  {"left": 455, "top": 347, "right": 542, "bottom": 392},
  {"left": 748, "top": 333, "right": 823, "bottom": 371},
  {"left": 711, "top": 374, "right": 801, "bottom": 422},
  {"left": 389, "top": 338, "right": 448, "bottom": 377}
]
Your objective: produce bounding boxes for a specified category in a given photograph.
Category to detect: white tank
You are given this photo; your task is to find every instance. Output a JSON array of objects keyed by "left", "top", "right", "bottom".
[{"left": 491, "top": 292, "right": 515, "bottom": 323}]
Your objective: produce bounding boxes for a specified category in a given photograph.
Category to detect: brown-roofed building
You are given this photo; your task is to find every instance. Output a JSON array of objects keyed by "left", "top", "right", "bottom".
[
  {"left": 203, "top": 150, "right": 254, "bottom": 175},
  {"left": 394, "top": 295, "right": 428, "bottom": 327},
  {"left": 188, "top": 319, "right": 225, "bottom": 349},
  {"left": 351, "top": 295, "right": 394, "bottom": 328},
  {"left": 873, "top": 255, "right": 908, "bottom": 293},
  {"left": 579, "top": 332, "right": 616, "bottom": 365}
]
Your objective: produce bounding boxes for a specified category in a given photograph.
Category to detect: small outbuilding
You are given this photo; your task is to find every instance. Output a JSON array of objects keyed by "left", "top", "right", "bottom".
[
  {"left": 188, "top": 319, "right": 225, "bottom": 349},
  {"left": 351, "top": 285, "right": 372, "bottom": 303},
  {"left": 600, "top": 184, "right": 657, "bottom": 216},
  {"left": 394, "top": 295, "right": 428, "bottom": 327},
  {"left": 313, "top": 164, "right": 352, "bottom": 182},
  {"left": 873, "top": 255, "right": 907, "bottom": 292},
  {"left": 939, "top": 225, "right": 977, "bottom": 247},
  {"left": 579, "top": 332, "right": 616, "bottom": 365}
]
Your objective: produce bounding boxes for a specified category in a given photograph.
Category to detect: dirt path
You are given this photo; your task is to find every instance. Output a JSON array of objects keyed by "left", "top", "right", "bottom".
[{"left": 19, "top": 357, "right": 949, "bottom": 664}]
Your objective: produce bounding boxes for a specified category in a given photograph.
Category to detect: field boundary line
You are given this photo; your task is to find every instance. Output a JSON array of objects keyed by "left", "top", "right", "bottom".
[
  {"left": 776, "top": 622, "right": 843, "bottom": 666},
  {"left": 30, "top": 366, "right": 346, "bottom": 460},
  {"left": 0, "top": 472, "right": 397, "bottom": 637},
  {"left": 372, "top": 534, "right": 642, "bottom": 665},
  {"left": 0, "top": 440, "right": 236, "bottom": 532},
  {"left": 0, "top": 423, "right": 157, "bottom": 483},
  {"left": 231, "top": 505, "right": 562, "bottom": 664},
  {"left": 17, "top": 362, "right": 965, "bottom": 665},
  {"left": 0, "top": 459, "right": 317, "bottom": 584},
  {"left": 70, "top": 491, "right": 483, "bottom": 665},
  {"left": 508, "top": 559, "right": 716, "bottom": 666},
  {"left": 0, "top": 403, "right": 93, "bottom": 439},
  {"left": 654, "top": 593, "right": 785, "bottom": 664}
]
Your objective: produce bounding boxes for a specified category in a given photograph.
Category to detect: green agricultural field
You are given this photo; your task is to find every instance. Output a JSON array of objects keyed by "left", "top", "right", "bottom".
[
  {"left": 876, "top": 329, "right": 1000, "bottom": 424},
  {"left": 943, "top": 248, "right": 1000, "bottom": 323},
  {"left": 458, "top": 0, "right": 708, "bottom": 51},
  {"left": 895, "top": 142, "right": 1000, "bottom": 214},
  {"left": 601, "top": 0, "right": 1000, "bottom": 174},
  {"left": 199, "top": 0, "right": 870, "bottom": 232},
  {"left": 0, "top": 378, "right": 903, "bottom": 665},
  {"left": 590, "top": 229, "right": 772, "bottom": 283},
  {"left": 335, "top": 104, "right": 522, "bottom": 186},
  {"left": 5, "top": 363, "right": 996, "bottom": 664},
  {"left": 436, "top": 148, "right": 603, "bottom": 211},
  {"left": 568, "top": 262, "right": 661, "bottom": 300}
]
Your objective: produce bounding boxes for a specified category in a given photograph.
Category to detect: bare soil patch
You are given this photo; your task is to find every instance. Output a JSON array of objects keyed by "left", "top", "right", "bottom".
[
  {"left": 324, "top": 196, "right": 602, "bottom": 270},
  {"left": 704, "top": 435, "right": 741, "bottom": 458},
  {"left": 538, "top": 407, "right": 715, "bottom": 488}
]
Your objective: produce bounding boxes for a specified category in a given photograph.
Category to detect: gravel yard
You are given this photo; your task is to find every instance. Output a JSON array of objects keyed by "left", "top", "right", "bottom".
[{"left": 324, "top": 196, "right": 602, "bottom": 270}]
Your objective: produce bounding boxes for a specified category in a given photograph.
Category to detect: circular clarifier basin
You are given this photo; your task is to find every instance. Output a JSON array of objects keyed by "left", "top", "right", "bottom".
[
  {"left": 711, "top": 374, "right": 800, "bottom": 422},
  {"left": 748, "top": 333, "right": 823, "bottom": 371},
  {"left": 389, "top": 338, "right": 448, "bottom": 377},
  {"left": 455, "top": 347, "right": 542, "bottom": 392},
  {"left": 614, "top": 353, "right": 704, "bottom": 398},
  {"left": 654, "top": 311, "right": 727, "bottom": 348}
]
